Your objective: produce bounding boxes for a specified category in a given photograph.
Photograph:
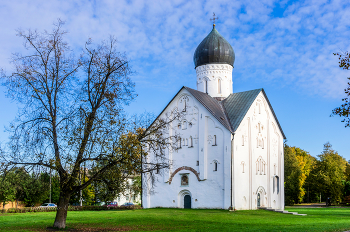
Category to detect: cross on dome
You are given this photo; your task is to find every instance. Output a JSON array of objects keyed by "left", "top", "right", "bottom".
[
  {"left": 210, "top": 12, "right": 218, "bottom": 26},
  {"left": 193, "top": 18, "right": 235, "bottom": 68}
]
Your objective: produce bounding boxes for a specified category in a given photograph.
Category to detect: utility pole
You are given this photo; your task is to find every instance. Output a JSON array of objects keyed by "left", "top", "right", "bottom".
[{"left": 49, "top": 169, "right": 52, "bottom": 203}]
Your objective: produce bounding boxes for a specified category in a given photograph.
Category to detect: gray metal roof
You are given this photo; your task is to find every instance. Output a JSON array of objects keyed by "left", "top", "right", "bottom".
[
  {"left": 222, "top": 89, "right": 261, "bottom": 132},
  {"left": 193, "top": 25, "right": 235, "bottom": 68},
  {"left": 184, "top": 87, "right": 233, "bottom": 132},
  {"left": 222, "top": 88, "right": 286, "bottom": 139},
  {"left": 148, "top": 86, "right": 285, "bottom": 140}
]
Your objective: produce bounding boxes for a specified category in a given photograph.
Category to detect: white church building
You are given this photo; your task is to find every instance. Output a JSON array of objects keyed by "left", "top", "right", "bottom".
[{"left": 142, "top": 24, "right": 286, "bottom": 210}]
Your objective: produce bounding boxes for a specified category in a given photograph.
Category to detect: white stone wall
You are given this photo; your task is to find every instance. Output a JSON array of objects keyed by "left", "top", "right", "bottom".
[
  {"left": 143, "top": 88, "right": 232, "bottom": 209},
  {"left": 142, "top": 89, "right": 284, "bottom": 210},
  {"left": 196, "top": 64, "right": 233, "bottom": 99},
  {"left": 114, "top": 178, "right": 141, "bottom": 205},
  {"left": 232, "top": 92, "right": 284, "bottom": 210},
  {"left": 116, "top": 192, "right": 141, "bottom": 206}
]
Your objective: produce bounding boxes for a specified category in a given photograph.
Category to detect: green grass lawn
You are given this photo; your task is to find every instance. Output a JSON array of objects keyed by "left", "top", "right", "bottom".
[{"left": 0, "top": 207, "right": 349, "bottom": 231}]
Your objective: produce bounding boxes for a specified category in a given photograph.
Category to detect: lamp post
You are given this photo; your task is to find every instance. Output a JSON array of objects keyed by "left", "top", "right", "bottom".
[{"left": 79, "top": 171, "right": 82, "bottom": 206}]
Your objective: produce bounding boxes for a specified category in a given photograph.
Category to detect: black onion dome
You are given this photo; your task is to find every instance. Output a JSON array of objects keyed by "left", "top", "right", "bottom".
[{"left": 193, "top": 25, "right": 235, "bottom": 68}]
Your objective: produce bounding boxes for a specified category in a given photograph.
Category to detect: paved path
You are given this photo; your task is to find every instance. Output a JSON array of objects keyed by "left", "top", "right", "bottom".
[{"left": 287, "top": 203, "right": 326, "bottom": 208}]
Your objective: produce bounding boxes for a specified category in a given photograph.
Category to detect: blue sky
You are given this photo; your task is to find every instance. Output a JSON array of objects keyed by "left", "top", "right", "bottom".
[{"left": 0, "top": 0, "right": 349, "bottom": 160}]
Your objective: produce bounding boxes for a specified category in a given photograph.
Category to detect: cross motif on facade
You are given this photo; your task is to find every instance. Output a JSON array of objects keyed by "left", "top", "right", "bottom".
[{"left": 210, "top": 12, "right": 218, "bottom": 25}]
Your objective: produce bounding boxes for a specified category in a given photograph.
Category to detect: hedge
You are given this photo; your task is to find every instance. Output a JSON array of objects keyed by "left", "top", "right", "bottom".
[{"left": 1, "top": 205, "right": 141, "bottom": 214}]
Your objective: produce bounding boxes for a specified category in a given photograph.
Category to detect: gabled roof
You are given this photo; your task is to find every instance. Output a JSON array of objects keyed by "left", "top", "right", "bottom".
[
  {"left": 222, "top": 88, "right": 286, "bottom": 139},
  {"left": 149, "top": 86, "right": 286, "bottom": 140},
  {"left": 222, "top": 89, "right": 262, "bottom": 132}
]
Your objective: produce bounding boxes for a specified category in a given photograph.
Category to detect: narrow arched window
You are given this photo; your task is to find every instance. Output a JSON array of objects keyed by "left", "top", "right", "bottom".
[
  {"left": 205, "top": 80, "right": 208, "bottom": 93},
  {"left": 262, "top": 138, "right": 264, "bottom": 149},
  {"left": 182, "top": 121, "right": 187, "bottom": 130},
  {"left": 213, "top": 135, "right": 217, "bottom": 146},
  {"left": 179, "top": 137, "right": 182, "bottom": 148},
  {"left": 190, "top": 136, "right": 193, "bottom": 147},
  {"left": 218, "top": 79, "right": 221, "bottom": 94},
  {"left": 241, "top": 161, "right": 245, "bottom": 173},
  {"left": 214, "top": 161, "right": 218, "bottom": 171}
]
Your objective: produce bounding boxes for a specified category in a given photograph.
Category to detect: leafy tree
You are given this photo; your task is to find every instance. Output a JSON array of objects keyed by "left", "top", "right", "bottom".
[
  {"left": 50, "top": 174, "right": 61, "bottom": 204},
  {"left": 343, "top": 161, "right": 350, "bottom": 198},
  {"left": 92, "top": 164, "right": 126, "bottom": 204},
  {"left": 70, "top": 175, "right": 95, "bottom": 206},
  {"left": 284, "top": 145, "right": 314, "bottom": 205},
  {"left": 0, "top": 172, "right": 16, "bottom": 208},
  {"left": 8, "top": 168, "right": 28, "bottom": 207},
  {"left": 345, "top": 160, "right": 350, "bottom": 182},
  {"left": 22, "top": 173, "right": 50, "bottom": 206},
  {"left": 0, "top": 168, "right": 52, "bottom": 207},
  {"left": 332, "top": 52, "right": 350, "bottom": 126},
  {"left": 308, "top": 143, "right": 347, "bottom": 203},
  {"left": 343, "top": 180, "right": 350, "bottom": 197},
  {"left": 0, "top": 21, "right": 177, "bottom": 229}
]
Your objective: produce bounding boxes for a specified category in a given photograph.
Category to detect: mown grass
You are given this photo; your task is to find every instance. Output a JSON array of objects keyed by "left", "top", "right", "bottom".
[{"left": 0, "top": 207, "right": 349, "bottom": 231}]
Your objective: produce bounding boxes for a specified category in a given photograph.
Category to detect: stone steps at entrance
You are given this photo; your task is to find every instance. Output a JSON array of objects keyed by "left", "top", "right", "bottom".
[{"left": 258, "top": 207, "right": 307, "bottom": 216}]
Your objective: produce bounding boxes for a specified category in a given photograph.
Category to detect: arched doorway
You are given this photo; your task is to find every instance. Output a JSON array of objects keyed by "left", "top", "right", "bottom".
[
  {"left": 178, "top": 190, "right": 192, "bottom": 208},
  {"left": 256, "top": 186, "right": 266, "bottom": 208},
  {"left": 184, "top": 195, "right": 191, "bottom": 209}
]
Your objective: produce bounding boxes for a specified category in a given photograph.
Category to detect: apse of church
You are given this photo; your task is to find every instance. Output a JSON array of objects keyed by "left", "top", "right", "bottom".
[{"left": 142, "top": 22, "right": 285, "bottom": 210}]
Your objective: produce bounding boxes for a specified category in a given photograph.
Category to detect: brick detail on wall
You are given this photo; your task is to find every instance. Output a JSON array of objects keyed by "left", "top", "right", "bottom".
[{"left": 168, "top": 166, "right": 202, "bottom": 184}]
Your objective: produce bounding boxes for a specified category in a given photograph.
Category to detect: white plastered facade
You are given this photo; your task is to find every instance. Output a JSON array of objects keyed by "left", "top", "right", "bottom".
[
  {"left": 232, "top": 92, "right": 284, "bottom": 210},
  {"left": 115, "top": 177, "right": 141, "bottom": 205},
  {"left": 143, "top": 88, "right": 232, "bottom": 209},
  {"left": 196, "top": 64, "right": 233, "bottom": 99},
  {"left": 142, "top": 87, "right": 285, "bottom": 210}
]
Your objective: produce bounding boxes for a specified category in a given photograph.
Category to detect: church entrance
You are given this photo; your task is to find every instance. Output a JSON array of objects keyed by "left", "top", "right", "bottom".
[
  {"left": 184, "top": 195, "right": 191, "bottom": 208},
  {"left": 256, "top": 186, "right": 266, "bottom": 208}
]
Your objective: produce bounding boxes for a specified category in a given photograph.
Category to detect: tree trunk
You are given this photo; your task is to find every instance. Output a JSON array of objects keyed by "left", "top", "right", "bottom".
[{"left": 53, "top": 191, "right": 71, "bottom": 229}]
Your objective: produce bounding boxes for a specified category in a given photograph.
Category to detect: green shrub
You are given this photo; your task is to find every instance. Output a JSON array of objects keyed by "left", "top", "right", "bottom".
[{"left": 0, "top": 204, "right": 141, "bottom": 214}]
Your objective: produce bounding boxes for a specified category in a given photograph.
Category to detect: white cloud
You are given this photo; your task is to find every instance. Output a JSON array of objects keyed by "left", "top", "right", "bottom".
[{"left": 0, "top": 0, "right": 349, "bottom": 100}]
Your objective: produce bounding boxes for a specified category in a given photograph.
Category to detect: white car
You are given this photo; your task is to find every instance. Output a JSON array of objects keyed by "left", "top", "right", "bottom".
[{"left": 39, "top": 203, "right": 57, "bottom": 207}]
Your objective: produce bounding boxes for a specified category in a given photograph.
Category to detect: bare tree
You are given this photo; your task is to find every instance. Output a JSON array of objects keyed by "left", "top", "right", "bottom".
[{"left": 0, "top": 21, "right": 179, "bottom": 229}]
